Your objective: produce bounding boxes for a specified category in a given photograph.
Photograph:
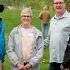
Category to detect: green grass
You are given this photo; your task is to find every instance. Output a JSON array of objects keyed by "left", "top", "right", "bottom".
[{"left": 1, "top": 9, "right": 49, "bottom": 70}]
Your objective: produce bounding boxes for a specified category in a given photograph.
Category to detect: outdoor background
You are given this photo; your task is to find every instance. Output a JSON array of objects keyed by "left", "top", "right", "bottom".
[{"left": 0, "top": 0, "right": 70, "bottom": 70}]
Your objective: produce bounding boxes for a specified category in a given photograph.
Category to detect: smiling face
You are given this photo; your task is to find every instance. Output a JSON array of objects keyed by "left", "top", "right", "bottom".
[
  {"left": 53, "top": 0, "right": 66, "bottom": 16},
  {"left": 21, "top": 8, "right": 32, "bottom": 28},
  {"left": 21, "top": 12, "right": 32, "bottom": 25}
]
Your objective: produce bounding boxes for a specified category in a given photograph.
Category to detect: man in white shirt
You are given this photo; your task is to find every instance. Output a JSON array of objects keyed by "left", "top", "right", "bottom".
[{"left": 45, "top": 0, "right": 70, "bottom": 70}]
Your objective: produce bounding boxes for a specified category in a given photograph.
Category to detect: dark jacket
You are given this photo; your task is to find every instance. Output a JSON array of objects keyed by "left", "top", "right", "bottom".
[{"left": 62, "top": 35, "right": 70, "bottom": 69}]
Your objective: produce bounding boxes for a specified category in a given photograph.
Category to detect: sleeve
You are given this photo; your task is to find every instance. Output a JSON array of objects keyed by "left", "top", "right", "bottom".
[
  {"left": 39, "top": 12, "right": 43, "bottom": 20},
  {"left": 0, "top": 21, "right": 5, "bottom": 62},
  {"left": 29, "top": 36, "right": 44, "bottom": 67},
  {"left": 7, "top": 31, "right": 19, "bottom": 66}
]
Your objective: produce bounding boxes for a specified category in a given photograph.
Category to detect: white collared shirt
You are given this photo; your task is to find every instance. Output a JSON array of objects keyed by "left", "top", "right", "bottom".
[{"left": 47, "top": 11, "right": 70, "bottom": 63}]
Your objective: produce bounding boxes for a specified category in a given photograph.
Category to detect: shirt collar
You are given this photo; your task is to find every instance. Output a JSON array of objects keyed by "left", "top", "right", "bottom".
[{"left": 54, "top": 10, "right": 68, "bottom": 20}]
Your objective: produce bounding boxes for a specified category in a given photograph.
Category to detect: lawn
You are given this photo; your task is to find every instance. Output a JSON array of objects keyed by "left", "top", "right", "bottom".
[{"left": 1, "top": 9, "right": 50, "bottom": 70}]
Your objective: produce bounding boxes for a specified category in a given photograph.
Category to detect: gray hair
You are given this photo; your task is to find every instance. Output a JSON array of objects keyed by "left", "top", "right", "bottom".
[{"left": 21, "top": 7, "right": 32, "bottom": 16}]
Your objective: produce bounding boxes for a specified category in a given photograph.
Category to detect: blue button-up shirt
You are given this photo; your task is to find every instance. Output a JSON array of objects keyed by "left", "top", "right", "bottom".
[{"left": 45, "top": 11, "right": 70, "bottom": 63}]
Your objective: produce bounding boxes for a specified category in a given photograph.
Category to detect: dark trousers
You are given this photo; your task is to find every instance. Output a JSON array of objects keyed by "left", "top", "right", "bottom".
[{"left": 49, "top": 62, "right": 61, "bottom": 70}]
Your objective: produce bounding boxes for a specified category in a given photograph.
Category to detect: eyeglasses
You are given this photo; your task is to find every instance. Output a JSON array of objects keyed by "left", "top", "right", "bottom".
[
  {"left": 21, "top": 15, "right": 31, "bottom": 18},
  {"left": 53, "top": 2, "right": 64, "bottom": 5}
]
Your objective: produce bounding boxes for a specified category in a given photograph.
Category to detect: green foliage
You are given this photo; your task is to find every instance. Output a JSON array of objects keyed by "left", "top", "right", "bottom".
[
  {"left": 0, "top": 0, "right": 70, "bottom": 11},
  {"left": 0, "top": 0, "right": 52, "bottom": 10},
  {"left": 2, "top": 9, "right": 20, "bottom": 36},
  {"left": 40, "top": 48, "right": 49, "bottom": 70}
]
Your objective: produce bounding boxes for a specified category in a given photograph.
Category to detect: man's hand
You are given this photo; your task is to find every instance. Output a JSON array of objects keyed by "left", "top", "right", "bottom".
[
  {"left": 16, "top": 63, "right": 25, "bottom": 70},
  {"left": 24, "top": 63, "right": 32, "bottom": 70}
]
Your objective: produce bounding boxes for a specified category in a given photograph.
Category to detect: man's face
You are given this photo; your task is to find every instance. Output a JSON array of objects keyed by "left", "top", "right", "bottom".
[
  {"left": 53, "top": 0, "right": 65, "bottom": 15},
  {"left": 21, "top": 12, "right": 32, "bottom": 25}
]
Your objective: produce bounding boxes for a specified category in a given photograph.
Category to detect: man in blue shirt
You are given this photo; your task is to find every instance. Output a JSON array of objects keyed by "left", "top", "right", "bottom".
[{"left": 0, "top": 4, "right": 5, "bottom": 70}]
